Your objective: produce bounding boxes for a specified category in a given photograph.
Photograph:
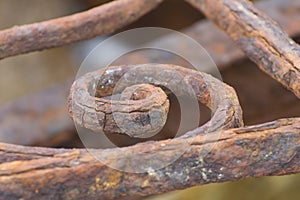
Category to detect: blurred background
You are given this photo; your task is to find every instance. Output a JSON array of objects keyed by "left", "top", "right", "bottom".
[{"left": 0, "top": 0, "right": 300, "bottom": 199}]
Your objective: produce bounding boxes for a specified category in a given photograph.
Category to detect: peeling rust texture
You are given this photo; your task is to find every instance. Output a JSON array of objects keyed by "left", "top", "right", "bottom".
[
  {"left": 68, "top": 64, "right": 243, "bottom": 138},
  {"left": 186, "top": 0, "right": 300, "bottom": 98},
  {"left": 1, "top": 0, "right": 300, "bottom": 199},
  {"left": 1, "top": 0, "right": 300, "bottom": 144},
  {"left": 0, "top": 0, "right": 298, "bottom": 63},
  {"left": 0, "top": 118, "right": 299, "bottom": 199},
  {"left": 115, "top": 0, "right": 300, "bottom": 71},
  {"left": 186, "top": 0, "right": 300, "bottom": 69},
  {"left": 0, "top": 0, "right": 164, "bottom": 59}
]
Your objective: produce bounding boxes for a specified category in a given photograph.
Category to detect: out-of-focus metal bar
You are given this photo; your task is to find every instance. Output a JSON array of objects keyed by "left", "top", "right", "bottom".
[
  {"left": 0, "top": 80, "right": 74, "bottom": 146},
  {"left": 0, "top": 0, "right": 164, "bottom": 59},
  {"left": 1, "top": 0, "right": 300, "bottom": 145}
]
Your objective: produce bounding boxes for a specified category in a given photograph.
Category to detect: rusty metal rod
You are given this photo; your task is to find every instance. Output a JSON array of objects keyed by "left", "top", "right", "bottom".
[
  {"left": 0, "top": 80, "right": 74, "bottom": 146},
  {"left": 0, "top": 0, "right": 164, "bottom": 59},
  {"left": 0, "top": 118, "right": 299, "bottom": 199},
  {"left": 186, "top": 0, "right": 300, "bottom": 98},
  {"left": 1, "top": 0, "right": 300, "bottom": 146},
  {"left": 68, "top": 64, "right": 243, "bottom": 137},
  {"left": 1, "top": 0, "right": 300, "bottom": 198},
  {"left": 116, "top": 0, "right": 300, "bottom": 70}
]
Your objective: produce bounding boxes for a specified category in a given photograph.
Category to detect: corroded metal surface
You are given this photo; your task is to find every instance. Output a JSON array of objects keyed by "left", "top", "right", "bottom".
[
  {"left": 0, "top": 0, "right": 300, "bottom": 199},
  {"left": 114, "top": 0, "right": 300, "bottom": 70},
  {"left": 0, "top": 0, "right": 164, "bottom": 59},
  {"left": 0, "top": 118, "right": 299, "bottom": 199},
  {"left": 1, "top": 0, "right": 300, "bottom": 145},
  {"left": 186, "top": 0, "right": 300, "bottom": 98},
  {"left": 68, "top": 64, "right": 243, "bottom": 137}
]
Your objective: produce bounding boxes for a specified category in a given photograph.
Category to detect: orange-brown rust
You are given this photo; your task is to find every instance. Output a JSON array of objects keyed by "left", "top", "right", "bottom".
[
  {"left": 185, "top": 0, "right": 300, "bottom": 98},
  {"left": 1, "top": 0, "right": 300, "bottom": 145},
  {"left": 1, "top": 0, "right": 300, "bottom": 199},
  {"left": 0, "top": 0, "right": 164, "bottom": 59},
  {"left": 68, "top": 64, "right": 243, "bottom": 138},
  {"left": 0, "top": 118, "right": 299, "bottom": 199}
]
